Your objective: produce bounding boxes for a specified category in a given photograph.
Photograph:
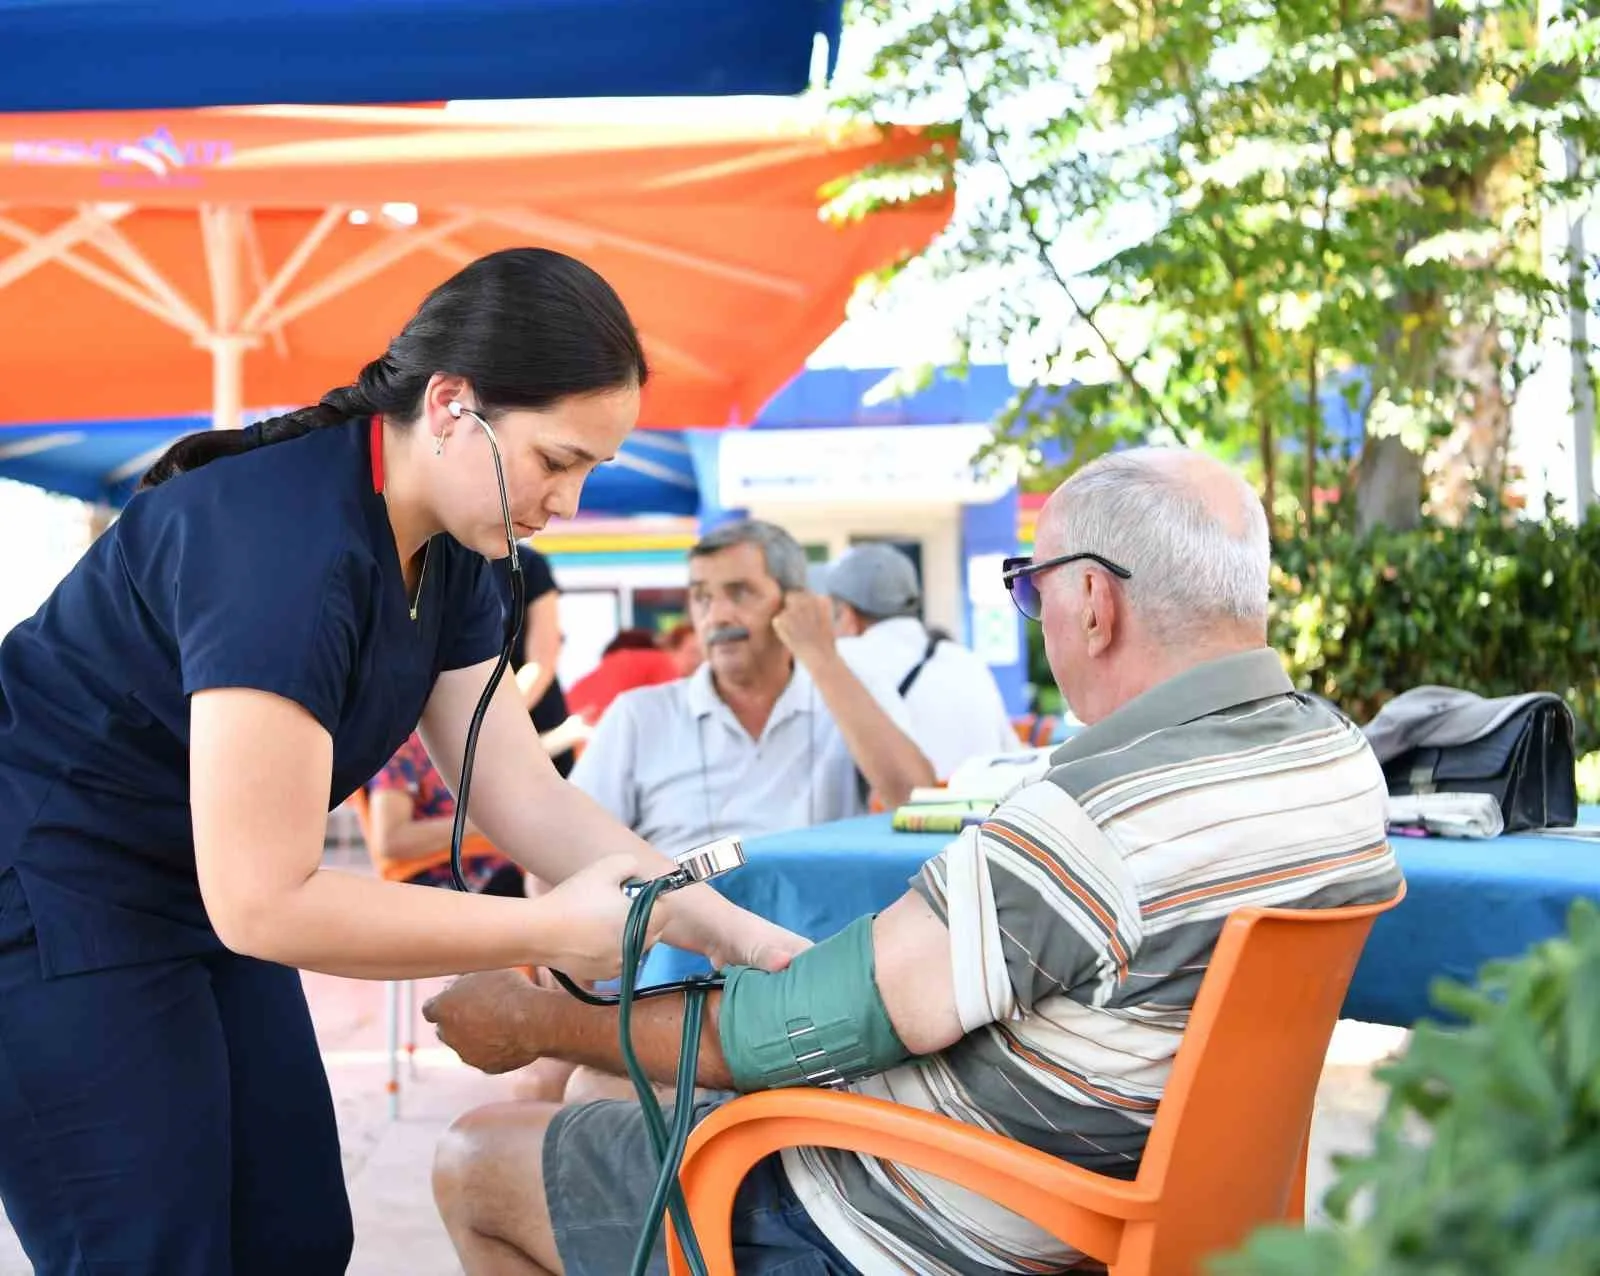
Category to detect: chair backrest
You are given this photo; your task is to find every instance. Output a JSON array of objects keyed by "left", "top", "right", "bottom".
[{"left": 1128, "top": 881, "right": 1406, "bottom": 1271}]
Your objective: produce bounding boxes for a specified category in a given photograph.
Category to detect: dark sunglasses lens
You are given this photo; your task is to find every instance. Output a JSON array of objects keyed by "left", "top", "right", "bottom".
[{"left": 1006, "top": 570, "right": 1042, "bottom": 621}]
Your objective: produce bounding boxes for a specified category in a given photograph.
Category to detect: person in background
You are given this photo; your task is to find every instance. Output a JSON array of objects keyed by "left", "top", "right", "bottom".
[
  {"left": 365, "top": 731, "right": 525, "bottom": 895},
  {"left": 818, "top": 542, "right": 1020, "bottom": 779},
  {"left": 569, "top": 520, "right": 934, "bottom": 858},
  {"left": 660, "top": 621, "right": 702, "bottom": 678},
  {"left": 566, "top": 629, "right": 681, "bottom": 726},
  {"left": 503, "top": 542, "right": 577, "bottom": 777}
]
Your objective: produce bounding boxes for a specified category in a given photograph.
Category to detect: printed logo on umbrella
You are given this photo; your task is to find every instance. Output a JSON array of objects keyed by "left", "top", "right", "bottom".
[{"left": 11, "top": 127, "right": 233, "bottom": 184}]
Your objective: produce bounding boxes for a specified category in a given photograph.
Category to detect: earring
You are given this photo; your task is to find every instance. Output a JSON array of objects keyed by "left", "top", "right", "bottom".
[{"left": 433, "top": 434, "right": 445, "bottom": 456}]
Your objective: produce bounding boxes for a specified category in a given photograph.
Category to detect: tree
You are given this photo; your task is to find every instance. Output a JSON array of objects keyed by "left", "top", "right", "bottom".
[{"left": 837, "top": 0, "right": 1600, "bottom": 530}]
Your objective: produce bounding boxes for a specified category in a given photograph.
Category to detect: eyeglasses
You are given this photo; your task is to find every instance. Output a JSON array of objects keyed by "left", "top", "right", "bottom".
[{"left": 1001, "top": 552, "right": 1132, "bottom": 622}]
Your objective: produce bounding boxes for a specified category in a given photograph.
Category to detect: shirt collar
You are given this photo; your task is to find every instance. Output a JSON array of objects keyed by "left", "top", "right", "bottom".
[
  {"left": 1052, "top": 648, "right": 1293, "bottom": 764},
  {"left": 686, "top": 660, "right": 819, "bottom": 731}
]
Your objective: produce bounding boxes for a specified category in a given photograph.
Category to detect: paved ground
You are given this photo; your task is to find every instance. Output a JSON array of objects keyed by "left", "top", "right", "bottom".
[{"left": 0, "top": 835, "right": 1408, "bottom": 1272}]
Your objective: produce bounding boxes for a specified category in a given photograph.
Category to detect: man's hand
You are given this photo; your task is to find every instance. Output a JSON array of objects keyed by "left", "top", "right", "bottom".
[
  {"left": 772, "top": 591, "right": 838, "bottom": 668},
  {"left": 422, "top": 969, "right": 545, "bottom": 1074}
]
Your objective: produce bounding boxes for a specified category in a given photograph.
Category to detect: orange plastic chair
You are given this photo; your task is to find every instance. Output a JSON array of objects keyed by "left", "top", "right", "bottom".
[
  {"left": 667, "top": 881, "right": 1405, "bottom": 1276},
  {"left": 1011, "top": 713, "right": 1038, "bottom": 745},
  {"left": 1030, "top": 714, "right": 1060, "bottom": 746}
]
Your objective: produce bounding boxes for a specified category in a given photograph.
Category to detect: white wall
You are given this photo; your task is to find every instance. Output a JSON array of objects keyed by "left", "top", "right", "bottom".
[{"left": 748, "top": 500, "right": 964, "bottom": 635}]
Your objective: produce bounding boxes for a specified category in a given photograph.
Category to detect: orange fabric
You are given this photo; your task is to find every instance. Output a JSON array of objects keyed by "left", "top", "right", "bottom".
[
  {"left": 0, "top": 107, "right": 952, "bottom": 427},
  {"left": 345, "top": 786, "right": 499, "bottom": 884},
  {"left": 667, "top": 881, "right": 1406, "bottom": 1276}
]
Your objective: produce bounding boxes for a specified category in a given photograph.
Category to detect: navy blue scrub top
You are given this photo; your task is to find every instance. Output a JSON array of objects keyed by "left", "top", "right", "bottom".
[{"left": 0, "top": 418, "right": 504, "bottom": 977}]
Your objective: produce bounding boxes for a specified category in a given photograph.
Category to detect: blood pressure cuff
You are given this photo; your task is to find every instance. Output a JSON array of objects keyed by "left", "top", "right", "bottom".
[{"left": 718, "top": 915, "right": 910, "bottom": 1092}]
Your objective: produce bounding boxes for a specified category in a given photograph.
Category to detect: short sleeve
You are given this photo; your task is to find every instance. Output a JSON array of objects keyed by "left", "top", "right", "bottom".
[
  {"left": 569, "top": 693, "right": 639, "bottom": 830},
  {"left": 439, "top": 544, "right": 507, "bottom": 672},
  {"left": 911, "top": 781, "right": 1143, "bottom": 1030},
  {"left": 170, "top": 524, "right": 360, "bottom": 737}
]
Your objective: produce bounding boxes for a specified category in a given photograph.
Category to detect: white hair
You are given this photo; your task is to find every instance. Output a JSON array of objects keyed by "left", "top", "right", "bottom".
[{"left": 1044, "top": 447, "right": 1270, "bottom": 641}]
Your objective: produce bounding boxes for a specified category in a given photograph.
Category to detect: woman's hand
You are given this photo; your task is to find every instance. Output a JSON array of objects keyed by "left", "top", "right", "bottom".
[
  {"left": 662, "top": 887, "right": 811, "bottom": 973},
  {"left": 534, "top": 854, "right": 665, "bottom": 980}
]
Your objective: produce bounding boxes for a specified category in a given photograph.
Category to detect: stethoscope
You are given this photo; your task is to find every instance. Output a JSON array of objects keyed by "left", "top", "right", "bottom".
[
  {"left": 439, "top": 399, "right": 729, "bottom": 1273},
  {"left": 439, "top": 397, "right": 738, "bottom": 1003}
]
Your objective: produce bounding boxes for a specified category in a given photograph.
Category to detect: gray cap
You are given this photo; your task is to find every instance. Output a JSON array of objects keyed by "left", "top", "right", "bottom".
[{"left": 814, "top": 542, "right": 921, "bottom": 619}]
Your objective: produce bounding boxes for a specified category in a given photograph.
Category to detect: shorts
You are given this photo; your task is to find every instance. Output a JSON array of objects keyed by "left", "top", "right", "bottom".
[{"left": 544, "top": 1093, "right": 860, "bottom": 1275}]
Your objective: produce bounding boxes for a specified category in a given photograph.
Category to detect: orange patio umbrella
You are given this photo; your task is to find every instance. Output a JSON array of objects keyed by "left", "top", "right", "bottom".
[{"left": 0, "top": 105, "right": 952, "bottom": 432}]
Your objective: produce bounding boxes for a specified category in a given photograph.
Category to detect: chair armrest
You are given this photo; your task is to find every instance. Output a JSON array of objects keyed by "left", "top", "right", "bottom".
[{"left": 668, "top": 1089, "right": 1159, "bottom": 1275}]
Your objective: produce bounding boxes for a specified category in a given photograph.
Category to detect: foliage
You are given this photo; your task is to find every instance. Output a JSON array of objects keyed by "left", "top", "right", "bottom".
[
  {"left": 1580, "top": 749, "right": 1600, "bottom": 803},
  {"left": 839, "top": 0, "right": 1600, "bottom": 526},
  {"left": 1272, "top": 504, "right": 1600, "bottom": 750},
  {"left": 1213, "top": 898, "right": 1600, "bottom": 1275}
]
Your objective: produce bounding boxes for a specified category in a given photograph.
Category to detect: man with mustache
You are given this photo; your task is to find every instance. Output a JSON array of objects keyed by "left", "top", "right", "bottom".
[{"left": 566, "top": 519, "right": 936, "bottom": 857}]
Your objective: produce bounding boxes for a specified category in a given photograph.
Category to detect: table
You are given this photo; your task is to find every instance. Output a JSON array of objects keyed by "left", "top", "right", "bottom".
[{"left": 642, "top": 806, "right": 1600, "bottom": 1028}]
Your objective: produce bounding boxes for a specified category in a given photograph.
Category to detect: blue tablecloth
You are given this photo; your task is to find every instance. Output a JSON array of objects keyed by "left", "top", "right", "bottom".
[{"left": 642, "top": 806, "right": 1600, "bottom": 1028}]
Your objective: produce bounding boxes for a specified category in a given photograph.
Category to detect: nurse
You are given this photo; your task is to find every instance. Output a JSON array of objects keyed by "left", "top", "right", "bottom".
[{"left": 0, "top": 247, "right": 802, "bottom": 1275}]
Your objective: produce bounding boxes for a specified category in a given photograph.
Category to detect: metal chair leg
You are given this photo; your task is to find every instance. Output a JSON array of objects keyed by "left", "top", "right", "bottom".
[
  {"left": 403, "top": 979, "right": 419, "bottom": 1077},
  {"left": 385, "top": 979, "right": 401, "bottom": 1119}
]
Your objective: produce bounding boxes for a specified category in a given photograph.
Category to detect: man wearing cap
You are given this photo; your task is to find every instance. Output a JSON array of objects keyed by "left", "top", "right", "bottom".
[
  {"left": 819, "top": 542, "right": 1020, "bottom": 779},
  {"left": 563, "top": 519, "right": 935, "bottom": 860}
]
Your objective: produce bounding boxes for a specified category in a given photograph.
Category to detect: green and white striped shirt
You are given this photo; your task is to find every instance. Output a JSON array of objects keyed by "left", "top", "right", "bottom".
[{"left": 781, "top": 649, "right": 1402, "bottom": 1275}]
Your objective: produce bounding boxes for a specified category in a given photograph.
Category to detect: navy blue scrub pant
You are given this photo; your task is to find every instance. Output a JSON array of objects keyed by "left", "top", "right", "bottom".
[{"left": 0, "top": 870, "right": 354, "bottom": 1274}]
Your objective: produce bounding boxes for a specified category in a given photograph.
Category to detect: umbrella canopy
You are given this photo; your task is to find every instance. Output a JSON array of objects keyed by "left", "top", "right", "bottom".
[
  {"left": 0, "top": 0, "right": 844, "bottom": 111},
  {"left": 0, "top": 105, "right": 952, "bottom": 430}
]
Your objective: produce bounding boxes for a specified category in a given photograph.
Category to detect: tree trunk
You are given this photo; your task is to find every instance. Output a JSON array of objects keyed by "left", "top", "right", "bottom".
[
  {"left": 1428, "top": 318, "right": 1512, "bottom": 520},
  {"left": 1355, "top": 434, "right": 1426, "bottom": 533}
]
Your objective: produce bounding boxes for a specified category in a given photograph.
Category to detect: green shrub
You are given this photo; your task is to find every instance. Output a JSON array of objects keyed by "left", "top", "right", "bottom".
[
  {"left": 1271, "top": 511, "right": 1600, "bottom": 751},
  {"left": 1213, "top": 899, "right": 1600, "bottom": 1276},
  {"left": 1580, "top": 752, "right": 1600, "bottom": 805}
]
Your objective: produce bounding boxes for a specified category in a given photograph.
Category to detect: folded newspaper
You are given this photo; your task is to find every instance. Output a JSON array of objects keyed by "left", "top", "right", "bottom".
[{"left": 1387, "top": 791, "right": 1504, "bottom": 839}]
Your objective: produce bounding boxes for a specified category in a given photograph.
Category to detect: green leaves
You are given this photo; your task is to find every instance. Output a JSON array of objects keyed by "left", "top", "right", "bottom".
[
  {"left": 1215, "top": 899, "right": 1600, "bottom": 1275},
  {"left": 837, "top": 0, "right": 1600, "bottom": 525},
  {"left": 1269, "top": 507, "right": 1600, "bottom": 751}
]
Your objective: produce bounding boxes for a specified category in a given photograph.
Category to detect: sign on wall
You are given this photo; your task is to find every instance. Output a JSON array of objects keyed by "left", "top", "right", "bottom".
[{"left": 718, "top": 426, "right": 1015, "bottom": 507}]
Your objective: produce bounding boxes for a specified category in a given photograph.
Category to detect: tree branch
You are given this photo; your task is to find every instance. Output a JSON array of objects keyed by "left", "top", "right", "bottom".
[{"left": 950, "top": 42, "right": 1181, "bottom": 438}]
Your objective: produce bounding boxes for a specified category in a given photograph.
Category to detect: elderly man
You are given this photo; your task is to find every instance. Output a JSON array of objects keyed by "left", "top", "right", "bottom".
[
  {"left": 568, "top": 519, "right": 935, "bottom": 856},
  {"left": 426, "top": 447, "right": 1402, "bottom": 1276},
  {"left": 818, "top": 541, "right": 1020, "bottom": 778}
]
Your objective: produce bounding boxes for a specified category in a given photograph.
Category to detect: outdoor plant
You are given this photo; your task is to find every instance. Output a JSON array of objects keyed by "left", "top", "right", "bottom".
[{"left": 1213, "top": 898, "right": 1600, "bottom": 1275}]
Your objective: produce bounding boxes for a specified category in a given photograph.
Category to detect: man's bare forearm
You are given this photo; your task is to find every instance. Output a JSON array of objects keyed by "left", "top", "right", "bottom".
[
  {"left": 803, "top": 651, "right": 935, "bottom": 805},
  {"left": 534, "top": 988, "right": 736, "bottom": 1092}
]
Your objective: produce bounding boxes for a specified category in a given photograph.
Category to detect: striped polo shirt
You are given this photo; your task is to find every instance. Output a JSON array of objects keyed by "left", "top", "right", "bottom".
[{"left": 780, "top": 648, "right": 1402, "bottom": 1275}]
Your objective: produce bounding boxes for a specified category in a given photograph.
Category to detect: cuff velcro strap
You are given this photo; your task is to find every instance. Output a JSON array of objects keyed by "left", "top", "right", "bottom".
[{"left": 718, "top": 914, "right": 910, "bottom": 1092}]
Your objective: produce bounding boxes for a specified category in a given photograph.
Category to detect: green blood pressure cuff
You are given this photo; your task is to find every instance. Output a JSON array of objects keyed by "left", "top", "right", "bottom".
[{"left": 718, "top": 914, "right": 910, "bottom": 1092}]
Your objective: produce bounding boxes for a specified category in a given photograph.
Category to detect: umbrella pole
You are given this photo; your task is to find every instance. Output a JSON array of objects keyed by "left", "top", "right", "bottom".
[
  {"left": 200, "top": 205, "right": 249, "bottom": 432},
  {"left": 209, "top": 335, "right": 246, "bottom": 433}
]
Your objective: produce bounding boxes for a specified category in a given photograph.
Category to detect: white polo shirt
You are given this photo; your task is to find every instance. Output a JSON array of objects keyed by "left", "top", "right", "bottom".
[
  {"left": 836, "top": 616, "right": 1021, "bottom": 780},
  {"left": 570, "top": 656, "right": 917, "bottom": 856}
]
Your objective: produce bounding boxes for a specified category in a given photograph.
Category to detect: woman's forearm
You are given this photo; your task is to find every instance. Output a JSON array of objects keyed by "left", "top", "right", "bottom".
[{"left": 224, "top": 868, "right": 567, "bottom": 979}]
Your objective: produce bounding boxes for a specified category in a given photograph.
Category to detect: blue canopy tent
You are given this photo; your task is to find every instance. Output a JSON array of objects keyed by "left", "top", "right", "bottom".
[
  {"left": 0, "top": 416, "right": 700, "bottom": 515},
  {"left": 0, "top": 1, "right": 844, "bottom": 111}
]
